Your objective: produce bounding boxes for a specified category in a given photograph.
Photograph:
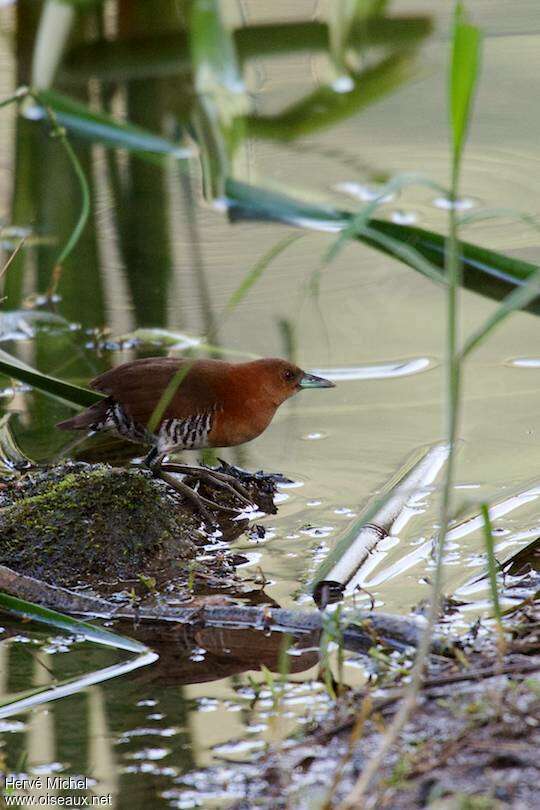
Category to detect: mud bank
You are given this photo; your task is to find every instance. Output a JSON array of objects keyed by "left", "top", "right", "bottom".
[{"left": 0, "top": 461, "right": 273, "bottom": 596}]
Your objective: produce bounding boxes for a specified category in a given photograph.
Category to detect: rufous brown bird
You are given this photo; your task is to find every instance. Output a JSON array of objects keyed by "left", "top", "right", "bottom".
[{"left": 57, "top": 357, "right": 335, "bottom": 517}]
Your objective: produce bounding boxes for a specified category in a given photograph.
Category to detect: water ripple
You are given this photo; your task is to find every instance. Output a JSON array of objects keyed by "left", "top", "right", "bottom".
[
  {"left": 508, "top": 357, "right": 540, "bottom": 368},
  {"left": 310, "top": 356, "right": 435, "bottom": 381}
]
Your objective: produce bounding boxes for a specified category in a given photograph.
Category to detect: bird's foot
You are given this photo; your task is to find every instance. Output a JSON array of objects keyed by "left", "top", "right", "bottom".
[
  {"left": 160, "top": 463, "right": 254, "bottom": 509},
  {"left": 157, "top": 469, "right": 243, "bottom": 523}
]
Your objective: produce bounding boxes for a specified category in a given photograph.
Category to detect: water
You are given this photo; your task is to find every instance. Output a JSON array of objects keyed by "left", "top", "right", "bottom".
[{"left": 0, "top": 1, "right": 539, "bottom": 806}]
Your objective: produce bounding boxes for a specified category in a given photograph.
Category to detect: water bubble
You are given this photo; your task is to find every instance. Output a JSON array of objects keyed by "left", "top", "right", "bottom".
[
  {"left": 125, "top": 747, "right": 171, "bottom": 761},
  {"left": 432, "top": 195, "right": 478, "bottom": 211},
  {"left": 117, "top": 727, "right": 179, "bottom": 743},
  {"left": 0, "top": 720, "right": 26, "bottom": 733},
  {"left": 310, "top": 357, "right": 433, "bottom": 382},
  {"left": 213, "top": 739, "right": 265, "bottom": 757},
  {"left": 508, "top": 357, "right": 540, "bottom": 368},
  {"left": 196, "top": 698, "right": 219, "bottom": 713},
  {"left": 277, "top": 479, "right": 304, "bottom": 489},
  {"left": 20, "top": 100, "right": 44, "bottom": 121},
  {"left": 454, "top": 483, "right": 481, "bottom": 490},
  {"left": 331, "top": 75, "right": 355, "bottom": 93},
  {"left": 391, "top": 209, "right": 418, "bottom": 225},
  {"left": 31, "top": 763, "right": 65, "bottom": 776},
  {"left": 334, "top": 181, "right": 397, "bottom": 203},
  {"left": 0, "top": 384, "right": 32, "bottom": 398},
  {"left": 301, "top": 431, "right": 328, "bottom": 441}
]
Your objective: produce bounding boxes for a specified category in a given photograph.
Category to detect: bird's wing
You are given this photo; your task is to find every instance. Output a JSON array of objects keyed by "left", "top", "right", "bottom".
[{"left": 90, "top": 357, "right": 224, "bottom": 429}]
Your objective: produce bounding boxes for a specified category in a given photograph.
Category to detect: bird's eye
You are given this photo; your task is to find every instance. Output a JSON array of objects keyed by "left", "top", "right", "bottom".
[{"left": 282, "top": 369, "right": 295, "bottom": 382}]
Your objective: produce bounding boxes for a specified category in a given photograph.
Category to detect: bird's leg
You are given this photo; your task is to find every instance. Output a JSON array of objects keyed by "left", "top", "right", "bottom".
[
  {"left": 160, "top": 463, "right": 253, "bottom": 507},
  {"left": 143, "top": 449, "right": 244, "bottom": 519},
  {"left": 158, "top": 470, "right": 245, "bottom": 520},
  {"left": 143, "top": 445, "right": 162, "bottom": 468}
]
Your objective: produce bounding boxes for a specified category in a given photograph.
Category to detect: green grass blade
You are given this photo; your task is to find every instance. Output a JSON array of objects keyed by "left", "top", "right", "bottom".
[
  {"left": 224, "top": 233, "right": 303, "bottom": 315},
  {"left": 0, "top": 348, "right": 103, "bottom": 407},
  {"left": 450, "top": 3, "right": 481, "bottom": 168},
  {"left": 0, "top": 88, "right": 29, "bottom": 110},
  {"left": 360, "top": 224, "right": 445, "bottom": 286},
  {"left": 324, "top": 173, "right": 447, "bottom": 285},
  {"left": 480, "top": 504, "right": 503, "bottom": 631},
  {"left": 54, "top": 137, "right": 89, "bottom": 267},
  {"left": 459, "top": 209, "right": 540, "bottom": 355},
  {"left": 459, "top": 208, "right": 540, "bottom": 230},
  {"left": 146, "top": 363, "right": 192, "bottom": 434},
  {"left": 324, "top": 172, "right": 446, "bottom": 265},
  {"left": 461, "top": 268, "right": 540, "bottom": 358},
  {"left": 0, "top": 591, "right": 147, "bottom": 653},
  {"left": 39, "top": 102, "right": 91, "bottom": 269}
]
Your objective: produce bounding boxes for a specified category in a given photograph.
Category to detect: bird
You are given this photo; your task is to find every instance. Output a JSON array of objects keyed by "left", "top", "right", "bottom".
[{"left": 57, "top": 356, "right": 335, "bottom": 518}]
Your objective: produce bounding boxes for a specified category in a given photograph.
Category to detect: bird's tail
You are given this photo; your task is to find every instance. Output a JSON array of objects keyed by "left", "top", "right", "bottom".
[{"left": 56, "top": 399, "right": 110, "bottom": 431}]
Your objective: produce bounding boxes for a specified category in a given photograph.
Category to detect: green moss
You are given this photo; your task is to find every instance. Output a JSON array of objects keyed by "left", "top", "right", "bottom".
[{"left": 0, "top": 463, "right": 198, "bottom": 587}]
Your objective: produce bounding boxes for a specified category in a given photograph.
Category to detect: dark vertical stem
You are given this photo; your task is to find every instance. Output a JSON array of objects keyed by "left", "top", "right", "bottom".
[{"left": 111, "top": 0, "right": 179, "bottom": 328}]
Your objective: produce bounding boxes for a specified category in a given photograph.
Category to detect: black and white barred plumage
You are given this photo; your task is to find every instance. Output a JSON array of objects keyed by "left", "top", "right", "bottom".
[
  {"left": 92, "top": 399, "right": 215, "bottom": 455},
  {"left": 157, "top": 409, "right": 215, "bottom": 453}
]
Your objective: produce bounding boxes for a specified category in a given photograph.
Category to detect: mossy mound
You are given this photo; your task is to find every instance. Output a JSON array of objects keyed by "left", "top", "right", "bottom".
[{"left": 0, "top": 463, "right": 199, "bottom": 587}]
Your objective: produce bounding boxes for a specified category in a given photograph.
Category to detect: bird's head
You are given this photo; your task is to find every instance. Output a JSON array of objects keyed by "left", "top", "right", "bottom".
[{"left": 246, "top": 358, "right": 335, "bottom": 407}]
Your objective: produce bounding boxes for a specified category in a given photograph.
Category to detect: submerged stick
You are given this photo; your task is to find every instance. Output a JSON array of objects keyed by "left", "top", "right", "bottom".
[
  {"left": 0, "top": 565, "right": 452, "bottom": 657},
  {"left": 310, "top": 443, "right": 451, "bottom": 607}
]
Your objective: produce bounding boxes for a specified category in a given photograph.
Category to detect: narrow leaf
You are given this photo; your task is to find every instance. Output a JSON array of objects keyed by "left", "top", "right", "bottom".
[
  {"left": 0, "top": 348, "right": 103, "bottom": 407},
  {"left": 480, "top": 504, "right": 503, "bottom": 631},
  {"left": 0, "top": 652, "right": 157, "bottom": 719},
  {"left": 225, "top": 233, "right": 303, "bottom": 315},
  {"left": 32, "top": 89, "right": 191, "bottom": 161},
  {"left": 0, "top": 591, "right": 147, "bottom": 653},
  {"left": 146, "top": 363, "right": 192, "bottom": 435},
  {"left": 450, "top": 3, "right": 481, "bottom": 166},
  {"left": 461, "top": 268, "right": 540, "bottom": 358}
]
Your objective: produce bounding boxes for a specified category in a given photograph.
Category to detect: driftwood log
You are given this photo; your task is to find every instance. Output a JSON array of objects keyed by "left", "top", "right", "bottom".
[{"left": 0, "top": 564, "right": 453, "bottom": 657}]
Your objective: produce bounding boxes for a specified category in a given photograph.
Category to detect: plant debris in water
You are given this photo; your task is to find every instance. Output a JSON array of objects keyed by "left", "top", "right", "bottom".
[{"left": 234, "top": 603, "right": 539, "bottom": 810}]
